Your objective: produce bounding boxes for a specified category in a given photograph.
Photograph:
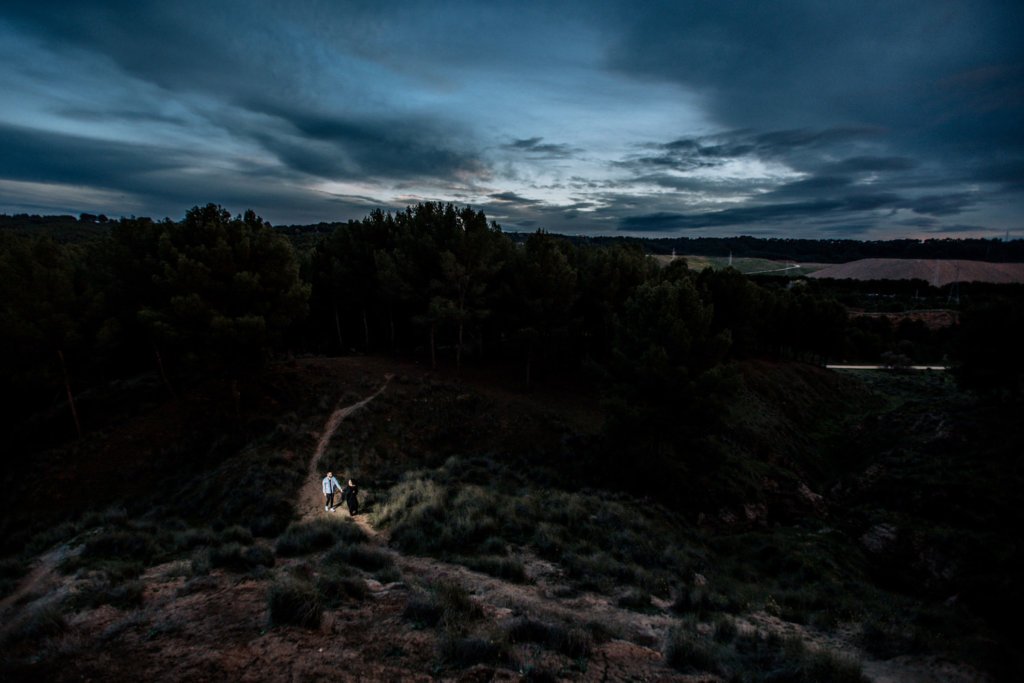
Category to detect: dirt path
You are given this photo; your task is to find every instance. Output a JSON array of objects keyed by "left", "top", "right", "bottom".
[{"left": 297, "top": 375, "right": 392, "bottom": 522}]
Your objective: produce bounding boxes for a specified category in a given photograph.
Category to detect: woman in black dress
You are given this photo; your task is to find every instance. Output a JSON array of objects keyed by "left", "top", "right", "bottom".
[{"left": 343, "top": 479, "right": 358, "bottom": 516}]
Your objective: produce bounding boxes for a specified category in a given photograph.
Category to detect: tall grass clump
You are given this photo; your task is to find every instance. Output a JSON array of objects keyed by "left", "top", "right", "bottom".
[
  {"left": 0, "top": 557, "right": 27, "bottom": 599},
  {"left": 316, "top": 566, "right": 368, "bottom": 607},
  {"left": 209, "top": 543, "right": 274, "bottom": 573},
  {"left": 401, "top": 579, "right": 481, "bottom": 633},
  {"left": 68, "top": 575, "right": 145, "bottom": 610},
  {"left": 275, "top": 518, "right": 367, "bottom": 557},
  {"left": 3, "top": 603, "right": 67, "bottom": 644},
  {"left": 664, "top": 623, "right": 720, "bottom": 675},
  {"left": 458, "top": 555, "right": 528, "bottom": 583},
  {"left": 505, "top": 618, "right": 593, "bottom": 659},
  {"left": 267, "top": 576, "right": 322, "bottom": 628},
  {"left": 322, "top": 542, "right": 394, "bottom": 572},
  {"left": 664, "top": 623, "right": 869, "bottom": 683}
]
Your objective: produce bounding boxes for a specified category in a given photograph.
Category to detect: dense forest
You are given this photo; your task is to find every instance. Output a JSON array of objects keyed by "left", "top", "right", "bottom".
[{"left": 2, "top": 203, "right": 1022, "bottom": 455}]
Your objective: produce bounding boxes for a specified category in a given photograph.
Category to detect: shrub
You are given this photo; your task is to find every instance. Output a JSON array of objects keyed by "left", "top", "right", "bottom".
[
  {"left": 76, "top": 529, "right": 160, "bottom": 565},
  {"left": 250, "top": 512, "right": 288, "bottom": 538},
  {"left": 438, "top": 635, "right": 506, "bottom": 667},
  {"left": 857, "top": 618, "right": 926, "bottom": 659},
  {"left": 459, "top": 555, "right": 528, "bottom": 583},
  {"left": 373, "top": 565, "right": 403, "bottom": 584},
  {"left": 220, "top": 525, "right": 254, "bottom": 545},
  {"left": 323, "top": 543, "right": 394, "bottom": 573},
  {"left": 267, "top": 577, "right": 322, "bottom": 628},
  {"left": 173, "top": 527, "right": 218, "bottom": 551},
  {"left": 402, "top": 580, "right": 481, "bottom": 633},
  {"left": 719, "top": 632, "right": 869, "bottom": 683},
  {"left": 69, "top": 576, "right": 145, "bottom": 610},
  {"left": 317, "top": 565, "right": 368, "bottom": 607},
  {"left": 403, "top": 594, "right": 443, "bottom": 627},
  {"left": 803, "top": 650, "right": 869, "bottom": 683},
  {"left": 0, "top": 556, "right": 27, "bottom": 583},
  {"left": 664, "top": 625, "right": 719, "bottom": 675},
  {"left": 712, "top": 616, "right": 738, "bottom": 643},
  {"left": 617, "top": 588, "right": 652, "bottom": 611},
  {"left": 275, "top": 519, "right": 367, "bottom": 557},
  {"left": 190, "top": 548, "right": 212, "bottom": 576},
  {"left": 176, "top": 575, "right": 217, "bottom": 597},
  {"left": 435, "top": 579, "right": 481, "bottom": 632},
  {"left": 209, "top": 543, "right": 274, "bottom": 573},
  {"left": 479, "top": 536, "right": 508, "bottom": 555},
  {"left": 506, "top": 618, "right": 592, "bottom": 659},
  {"left": 671, "top": 587, "right": 725, "bottom": 618},
  {"left": 4, "top": 603, "right": 67, "bottom": 644}
]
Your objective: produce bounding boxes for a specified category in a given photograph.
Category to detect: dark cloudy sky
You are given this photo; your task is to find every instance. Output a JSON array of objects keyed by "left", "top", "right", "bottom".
[{"left": 1, "top": 1, "right": 1022, "bottom": 238}]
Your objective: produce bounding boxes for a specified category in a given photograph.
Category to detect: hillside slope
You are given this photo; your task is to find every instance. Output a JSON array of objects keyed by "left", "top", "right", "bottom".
[{"left": 1, "top": 357, "right": 1014, "bottom": 681}]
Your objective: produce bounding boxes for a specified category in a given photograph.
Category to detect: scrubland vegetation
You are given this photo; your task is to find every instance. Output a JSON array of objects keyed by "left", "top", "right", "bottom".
[{"left": 1, "top": 204, "right": 1022, "bottom": 680}]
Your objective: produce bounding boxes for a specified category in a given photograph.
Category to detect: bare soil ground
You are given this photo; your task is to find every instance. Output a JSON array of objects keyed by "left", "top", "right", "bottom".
[{"left": 809, "top": 258, "right": 1024, "bottom": 285}]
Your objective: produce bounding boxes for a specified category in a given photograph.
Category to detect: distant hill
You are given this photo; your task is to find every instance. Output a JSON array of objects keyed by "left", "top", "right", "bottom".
[{"left": 808, "top": 258, "right": 1024, "bottom": 285}]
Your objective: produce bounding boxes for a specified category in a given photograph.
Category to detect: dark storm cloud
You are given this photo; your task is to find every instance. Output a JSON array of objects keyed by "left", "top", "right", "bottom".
[
  {"left": 975, "top": 159, "right": 1024, "bottom": 190},
  {"left": 828, "top": 156, "right": 918, "bottom": 173},
  {"left": 0, "top": 121, "right": 377, "bottom": 223},
  {"left": 897, "top": 217, "right": 940, "bottom": 229},
  {"left": 607, "top": 2, "right": 1024, "bottom": 134},
  {"left": 607, "top": 2, "right": 1024, "bottom": 178},
  {"left": 236, "top": 104, "right": 487, "bottom": 182},
  {"left": 489, "top": 191, "right": 542, "bottom": 205},
  {"left": 502, "top": 137, "right": 580, "bottom": 158},
  {"left": 2, "top": 1, "right": 488, "bottom": 188},
  {"left": 1, "top": 1, "right": 257, "bottom": 96},
  {"left": 618, "top": 188, "right": 985, "bottom": 232},
  {"left": 903, "top": 192, "right": 979, "bottom": 216},
  {"left": 0, "top": 122, "right": 187, "bottom": 187},
  {"left": 617, "top": 127, "right": 886, "bottom": 179}
]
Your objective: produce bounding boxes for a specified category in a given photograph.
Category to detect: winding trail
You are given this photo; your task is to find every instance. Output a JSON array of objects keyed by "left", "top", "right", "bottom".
[{"left": 298, "top": 375, "right": 392, "bottom": 522}]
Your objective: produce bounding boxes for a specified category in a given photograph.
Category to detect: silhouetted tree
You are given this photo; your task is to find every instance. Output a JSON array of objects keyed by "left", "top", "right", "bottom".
[
  {"left": 135, "top": 205, "right": 309, "bottom": 398},
  {"left": 0, "top": 235, "right": 96, "bottom": 437}
]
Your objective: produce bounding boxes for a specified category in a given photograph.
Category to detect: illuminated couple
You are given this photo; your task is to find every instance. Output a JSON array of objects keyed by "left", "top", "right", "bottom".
[{"left": 322, "top": 471, "right": 359, "bottom": 516}]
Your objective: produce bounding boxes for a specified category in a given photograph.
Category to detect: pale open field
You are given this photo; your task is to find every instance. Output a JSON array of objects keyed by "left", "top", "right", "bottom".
[
  {"left": 653, "top": 255, "right": 1024, "bottom": 285},
  {"left": 808, "top": 258, "right": 1024, "bottom": 285}
]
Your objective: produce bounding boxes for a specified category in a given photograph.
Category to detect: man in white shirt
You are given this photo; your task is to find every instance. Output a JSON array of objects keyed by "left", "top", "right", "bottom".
[{"left": 322, "top": 471, "right": 341, "bottom": 512}]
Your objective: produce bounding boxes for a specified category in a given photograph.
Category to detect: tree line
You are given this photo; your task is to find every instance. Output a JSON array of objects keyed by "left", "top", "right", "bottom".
[{"left": 2, "top": 203, "right": 1021, "bottom": 454}]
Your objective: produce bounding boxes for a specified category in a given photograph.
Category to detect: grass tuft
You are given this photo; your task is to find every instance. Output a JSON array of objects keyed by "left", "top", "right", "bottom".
[
  {"left": 275, "top": 518, "right": 367, "bottom": 557},
  {"left": 323, "top": 543, "right": 394, "bottom": 572},
  {"left": 209, "top": 543, "right": 274, "bottom": 573},
  {"left": 267, "top": 577, "right": 322, "bottom": 629},
  {"left": 316, "top": 568, "right": 369, "bottom": 607},
  {"left": 3, "top": 603, "right": 67, "bottom": 644},
  {"left": 458, "top": 555, "right": 528, "bottom": 583},
  {"left": 68, "top": 575, "right": 145, "bottom": 610},
  {"left": 506, "top": 617, "right": 593, "bottom": 659}
]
